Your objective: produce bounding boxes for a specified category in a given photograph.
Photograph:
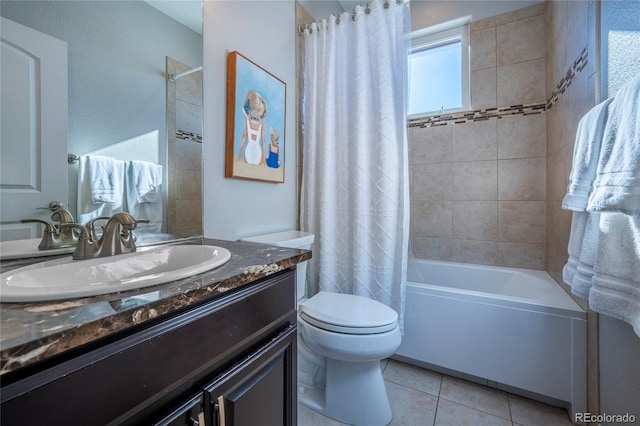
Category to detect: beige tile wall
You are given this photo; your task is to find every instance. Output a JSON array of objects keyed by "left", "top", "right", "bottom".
[
  {"left": 545, "top": 0, "right": 598, "bottom": 416},
  {"left": 167, "top": 58, "right": 203, "bottom": 236},
  {"left": 411, "top": 3, "right": 547, "bottom": 269}
]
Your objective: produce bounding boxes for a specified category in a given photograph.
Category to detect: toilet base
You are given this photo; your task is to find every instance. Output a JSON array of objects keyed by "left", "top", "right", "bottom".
[{"left": 298, "top": 357, "right": 392, "bottom": 426}]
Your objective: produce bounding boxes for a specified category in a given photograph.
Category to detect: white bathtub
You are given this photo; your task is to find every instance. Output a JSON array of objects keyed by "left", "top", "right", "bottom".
[{"left": 395, "top": 259, "right": 587, "bottom": 418}]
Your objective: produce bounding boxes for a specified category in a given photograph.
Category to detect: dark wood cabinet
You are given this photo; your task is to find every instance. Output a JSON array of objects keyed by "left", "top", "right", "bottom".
[
  {"left": 0, "top": 269, "right": 297, "bottom": 426},
  {"left": 206, "top": 324, "right": 296, "bottom": 426}
]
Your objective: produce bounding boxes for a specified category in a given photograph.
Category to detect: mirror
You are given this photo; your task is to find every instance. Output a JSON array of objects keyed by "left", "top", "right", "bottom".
[{"left": 0, "top": 0, "right": 203, "bottom": 237}]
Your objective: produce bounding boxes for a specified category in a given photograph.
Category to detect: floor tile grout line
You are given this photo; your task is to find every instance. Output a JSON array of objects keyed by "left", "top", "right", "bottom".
[
  {"left": 382, "top": 378, "right": 441, "bottom": 399},
  {"left": 437, "top": 394, "right": 514, "bottom": 422},
  {"left": 508, "top": 392, "right": 515, "bottom": 424},
  {"left": 433, "top": 372, "right": 444, "bottom": 426}
]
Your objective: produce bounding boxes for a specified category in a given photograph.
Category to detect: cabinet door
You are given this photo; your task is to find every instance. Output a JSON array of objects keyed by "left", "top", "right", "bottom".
[
  {"left": 153, "top": 394, "right": 205, "bottom": 426},
  {"left": 205, "top": 324, "right": 297, "bottom": 426}
]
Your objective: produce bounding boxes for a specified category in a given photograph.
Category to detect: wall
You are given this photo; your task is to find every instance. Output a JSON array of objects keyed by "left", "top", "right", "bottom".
[
  {"left": 410, "top": 0, "right": 542, "bottom": 31},
  {"left": 545, "top": 0, "right": 640, "bottom": 420},
  {"left": 202, "top": 1, "right": 297, "bottom": 241},
  {"left": 544, "top": 0, "right": 598, "bottom": 415},
  {"left": 410, "top": 3, "right": 548, "bottom": 269}
]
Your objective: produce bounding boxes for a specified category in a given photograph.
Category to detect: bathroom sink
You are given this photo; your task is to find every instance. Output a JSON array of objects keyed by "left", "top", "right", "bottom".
[
  {"left": 0, "top": 238, "right": 76, "bottom": 260},
  {"left": 0, "top": 245, "right": 231, "bottom": 302}
]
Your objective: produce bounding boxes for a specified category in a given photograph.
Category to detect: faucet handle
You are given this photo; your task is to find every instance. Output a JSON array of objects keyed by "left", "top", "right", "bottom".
[
  {"left": 85, "top": 216, "right": 110, "bottom": 240},
  {"left": 20, "top": 219, "right": 56, "bottom": 234}
]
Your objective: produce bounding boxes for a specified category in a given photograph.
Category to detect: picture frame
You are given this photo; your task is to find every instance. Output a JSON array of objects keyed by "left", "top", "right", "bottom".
[{"left": 225, "top": 51, "right": 286, "bottom": 183}]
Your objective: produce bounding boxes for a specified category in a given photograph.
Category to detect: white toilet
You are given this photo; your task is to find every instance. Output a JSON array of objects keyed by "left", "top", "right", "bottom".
[{"left": 242, "top": 231, "right": 401, "bottom": 426}]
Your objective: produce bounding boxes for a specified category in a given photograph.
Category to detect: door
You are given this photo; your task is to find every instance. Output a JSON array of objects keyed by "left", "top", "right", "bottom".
[
  {"left": 205, "top": 325, "right": 297, "bottom": 426},
  {"left": 0, "top": 17, "right": 68, "bottom": 240}
]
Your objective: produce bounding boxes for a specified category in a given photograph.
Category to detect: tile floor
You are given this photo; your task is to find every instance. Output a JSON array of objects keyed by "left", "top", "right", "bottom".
[{"left": 297, "top": 359, "right": 576, "bottom": 426}]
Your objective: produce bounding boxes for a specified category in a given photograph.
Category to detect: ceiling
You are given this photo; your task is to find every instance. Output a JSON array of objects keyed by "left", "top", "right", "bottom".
[
  {"left": 143, "top": 0, "right": 372, "bottom": 35},
  {"left": 144, "top": 0, "right": 202, "bottom": 34}
]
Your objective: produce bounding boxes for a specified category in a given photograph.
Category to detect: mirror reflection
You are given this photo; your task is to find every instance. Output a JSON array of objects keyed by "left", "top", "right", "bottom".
[{"left": 0, "top": 0, "right": 203, "bottom": 239}]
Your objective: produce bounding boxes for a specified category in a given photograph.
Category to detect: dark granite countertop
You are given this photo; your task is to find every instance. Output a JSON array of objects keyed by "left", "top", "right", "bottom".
[{"left": 0, "top": 237, "right": 311, "bottom": 377}]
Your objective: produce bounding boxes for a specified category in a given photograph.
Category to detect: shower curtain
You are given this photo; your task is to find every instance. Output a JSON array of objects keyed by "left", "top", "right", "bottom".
[{"left": 300, "top": 0, "right": 411, "bottom": 328}]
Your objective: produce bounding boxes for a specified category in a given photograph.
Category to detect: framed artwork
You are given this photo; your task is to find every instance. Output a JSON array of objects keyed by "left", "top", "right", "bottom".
[{"left": 225, "top": 51, "right": 286, "bottom": 183}]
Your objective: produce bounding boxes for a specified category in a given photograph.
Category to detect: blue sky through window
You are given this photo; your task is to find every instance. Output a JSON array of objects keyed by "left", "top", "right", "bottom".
[{"left": 408, "top": 40, "right": 462, "bottom": 116}]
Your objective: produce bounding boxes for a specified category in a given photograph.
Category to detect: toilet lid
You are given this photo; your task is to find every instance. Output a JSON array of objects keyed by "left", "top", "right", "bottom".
[{"left": 299, "top": 291, "right": 398, "bottom": 334}]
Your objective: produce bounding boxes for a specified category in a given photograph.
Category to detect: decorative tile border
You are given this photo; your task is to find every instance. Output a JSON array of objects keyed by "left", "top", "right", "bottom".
[
  {"left": 408, "top": 103, "right": 546, "bottom": 128},
  {"left": 408, "top": 47, "right": 588, "bottom": 128},
  {"left": 546, "top": 47, "right": 588, "bottom": 110},
  {"left": 176, "top": 130, "right": 202, "bottom": 143}
]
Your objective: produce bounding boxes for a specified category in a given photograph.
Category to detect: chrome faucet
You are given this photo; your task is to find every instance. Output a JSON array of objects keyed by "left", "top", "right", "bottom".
[
  {"left": 21, "top": 204, "right": 79, "bottom": 250},
  {"left": 60, "top": 212, "right": 148, "bottom": 260}
]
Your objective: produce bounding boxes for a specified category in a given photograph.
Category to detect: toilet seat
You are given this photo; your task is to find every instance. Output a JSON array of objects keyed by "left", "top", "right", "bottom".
[{"left": 300, "top": 291, "right": 398, "bottom": 334}]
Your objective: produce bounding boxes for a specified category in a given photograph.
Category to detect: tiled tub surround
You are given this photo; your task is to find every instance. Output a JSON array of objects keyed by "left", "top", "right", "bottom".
[
  {"left": 409, "top": 4, "right": 548, "bottom": 270},
  {"left": 0, "top": 238, "right": 311, "bottom": 376},
  {"left": 543, "top": 0, "right": 600, "bottom": 417},
  {"left": 410, "top": 115, "right": 548, "bottom": 269}
]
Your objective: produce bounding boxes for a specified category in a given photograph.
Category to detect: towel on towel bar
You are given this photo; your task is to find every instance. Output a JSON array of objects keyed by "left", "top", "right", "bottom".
[
  {"left": 85, "top": 155, "right": 124, "bottom": 204},
  {"left": 589, "top": 213, "right": 640, "bottom": 337},
  {"left": 562, "top": 98, "right": 613, "bottom": 211},
  {"left": 77, "top": 155, "right": 125, "bottom": 225},
  {"left": 125, "top": 160, "right": 163, "bottom": 233},
  {"left": 588, "top": 73, "right": 640, "bottom": 214},
  {"left": 127, "top": 160, "right": 162, "bottom": 203}
]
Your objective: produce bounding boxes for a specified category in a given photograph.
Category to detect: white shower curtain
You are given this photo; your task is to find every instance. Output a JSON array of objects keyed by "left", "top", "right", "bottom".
[{"left": 300, "top": 0, "right": 411, "bottom": 328}]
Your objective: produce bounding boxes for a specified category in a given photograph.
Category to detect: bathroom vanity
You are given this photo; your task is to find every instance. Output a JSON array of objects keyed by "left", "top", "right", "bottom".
[{"left": 0, "top": 238, "right": 310, "bottom": 425}]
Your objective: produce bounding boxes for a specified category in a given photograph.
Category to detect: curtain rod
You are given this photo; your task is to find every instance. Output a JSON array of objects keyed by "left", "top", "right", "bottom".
[
  {"left": 297, "top": 0, "right": 404, "bottom": 35},
  {"left": 168, "top": 66, "right": 203, "bottom": 82}
]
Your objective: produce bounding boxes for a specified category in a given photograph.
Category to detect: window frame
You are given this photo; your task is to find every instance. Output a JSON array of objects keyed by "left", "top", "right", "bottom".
[{"left": 408, "top": 17, "right": 471, "bottom": 119}]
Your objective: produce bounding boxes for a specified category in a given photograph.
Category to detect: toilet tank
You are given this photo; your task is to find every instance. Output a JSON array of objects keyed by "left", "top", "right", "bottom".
[{"left": 241, "top": 231, "right": 314, "bottom": 301}]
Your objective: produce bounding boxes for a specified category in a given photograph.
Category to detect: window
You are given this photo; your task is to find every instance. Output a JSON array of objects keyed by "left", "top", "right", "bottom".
[{"left": 408, "top": 17, "right": 471, "bottom": 117}]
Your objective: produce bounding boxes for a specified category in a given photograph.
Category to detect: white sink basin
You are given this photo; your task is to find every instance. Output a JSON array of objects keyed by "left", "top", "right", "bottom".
[
  {"left": 0, "top": 245, "right": 231, "bottom": 302},
  {"left": 0, "top": 238, "right": 76, "bottom": 260}
]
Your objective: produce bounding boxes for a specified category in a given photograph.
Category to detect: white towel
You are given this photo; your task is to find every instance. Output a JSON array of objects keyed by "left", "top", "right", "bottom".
[
  {"left": 77, "top": 155, "right": 125, "bottom": 226},
  {"left": 125, "top": 160, "right": 163, "bottom": 233},
  {"left": 588, "top": 73, "right": 640, "bottom": 214},
  {"left": 569, "top": 212, "right": 600, "bottom": 299},
  {"left": 562, "top": 212, "right": 588, "bottom": 286},
  {"left": 562, "top": 98, "right": 613, "bottom": 211},
  {"left": 127, "top": 160, "right": 162, "bottom": 203},
  {"left": 85, "top": 155, "right": 123, "bottom": 204},
  {"left": 589, "top": 213, "right": 640, "bottom": 337}
]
